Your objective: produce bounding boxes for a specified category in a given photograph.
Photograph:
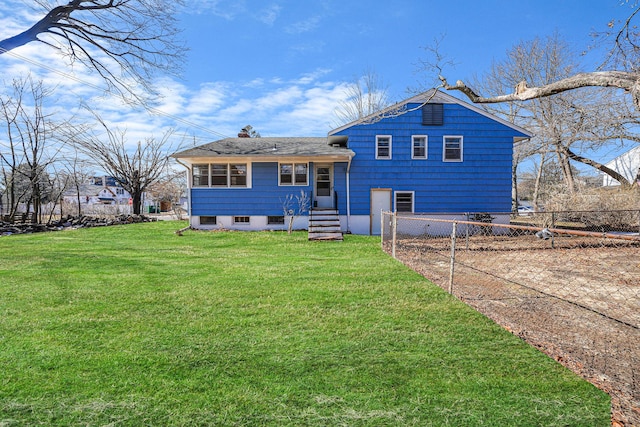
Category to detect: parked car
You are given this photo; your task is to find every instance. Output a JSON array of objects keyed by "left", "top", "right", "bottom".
[{"left": 517, "top": 205, "right": 535, "bottom": 216}]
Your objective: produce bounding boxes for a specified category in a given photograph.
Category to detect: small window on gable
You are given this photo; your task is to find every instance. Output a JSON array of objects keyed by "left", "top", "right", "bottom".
[
  {"left": 376, "top": 135, "right": 392, "bottom": 159},
  {"left": 412, "top": 135, "right": 427, "bottom": 159},
  {"left": 443, "top": 136, "right": 463, "bottom": 162},
  {"left": 422, "top": 103, "right": 443, "bottom": 126},
  {"left": 395, "top": 191, "right": 414, "bottom": 213}
]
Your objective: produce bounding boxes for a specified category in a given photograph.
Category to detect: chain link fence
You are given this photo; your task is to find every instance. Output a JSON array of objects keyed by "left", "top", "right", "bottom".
[{"left": 381, "top": 210, "right": 640, "bottom": 426}]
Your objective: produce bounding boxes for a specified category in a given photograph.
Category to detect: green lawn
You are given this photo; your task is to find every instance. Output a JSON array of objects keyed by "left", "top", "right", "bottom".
[{"left": 0, "top": 222, "right": 609, "bottom": 426}]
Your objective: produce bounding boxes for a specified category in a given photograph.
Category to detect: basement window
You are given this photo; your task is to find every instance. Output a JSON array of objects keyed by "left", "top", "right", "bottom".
[
  {"left": 267, "top": 216, "right": 285, "bottom": 224},
  {"left": 200, "top": 216, "right": 217, "bottom": 225}
]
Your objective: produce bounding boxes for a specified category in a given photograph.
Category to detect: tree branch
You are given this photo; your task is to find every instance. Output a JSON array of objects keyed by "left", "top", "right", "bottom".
[{"left": 440, "top": 71, "right": 640, "bottom": 110}]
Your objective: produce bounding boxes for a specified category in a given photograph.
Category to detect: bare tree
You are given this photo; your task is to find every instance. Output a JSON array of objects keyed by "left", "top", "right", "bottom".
[
  {"left": 439, "top": 4, "right": 640, "bottom": 111},
  {"left": 445, "top": 34, "right": 640, "bottom": 199},
  {"left": 333, "top": 69, "right": 393, "bottom": 126},
  {"left": 280, "top": 190, "right": 310, "bottom": 234},
  {"left": 0, "top": 75, "right": 62, "bottom": 221},
  {"left": 0, "top": 0, "right": 185, "bottom": 104},
  {"left": 59, "top": 148, "right": 94, "bottom": 216},
  {"left": 71, "top": 114, "right": 179, "bottom": 215}
]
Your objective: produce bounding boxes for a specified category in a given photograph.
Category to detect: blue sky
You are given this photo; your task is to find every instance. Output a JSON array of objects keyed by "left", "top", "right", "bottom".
[{"left": 0, "top": 1, "right": 635, "bottom": 160}]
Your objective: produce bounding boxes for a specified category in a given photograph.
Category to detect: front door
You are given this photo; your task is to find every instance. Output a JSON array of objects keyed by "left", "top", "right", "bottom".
[
  {"left": 315, "top": 164, "right": 333, "bottom": 208},
  {"left": 370, "top": 188, "right": 391, "bottom": 235}
]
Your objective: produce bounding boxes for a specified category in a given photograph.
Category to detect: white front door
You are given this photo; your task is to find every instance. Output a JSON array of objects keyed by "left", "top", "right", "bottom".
[
  {"left": 370, "top": 188, "right": 392, "bottom": 235},
  {"left": 315, "top": 164, "right": 333, "bottom": 208}
]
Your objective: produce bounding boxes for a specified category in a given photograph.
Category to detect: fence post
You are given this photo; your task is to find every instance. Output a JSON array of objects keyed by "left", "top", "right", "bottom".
[
  {"left": 380, "top": 210, "right": 384, "bottom": 248},
  {"left": 448, "top": 221, "right": 457, "bottom": 294},
  {"left": 391, "top": 211, "right": 397, "bottom": 259},
  {"left": 465, "top": 212, "right": 470, "bottom": 250}
]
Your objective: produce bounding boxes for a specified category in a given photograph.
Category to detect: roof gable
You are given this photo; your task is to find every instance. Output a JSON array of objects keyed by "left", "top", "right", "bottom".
[{"left": 328, "top": 89, "right": 532, "bottom": 139}]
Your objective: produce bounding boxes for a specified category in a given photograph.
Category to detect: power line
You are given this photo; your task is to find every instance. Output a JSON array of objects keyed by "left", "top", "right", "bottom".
[{"left": 1, "top": 47, "right": 230, "bottom": 140}]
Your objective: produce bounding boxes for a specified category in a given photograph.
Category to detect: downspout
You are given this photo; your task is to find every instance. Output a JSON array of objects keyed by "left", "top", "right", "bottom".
[
  {"left": 175, "top": 159, "right": 192, "bottom": 223},
  {"left": 346, "top": 155, "right": 352, "bottom": 233}
]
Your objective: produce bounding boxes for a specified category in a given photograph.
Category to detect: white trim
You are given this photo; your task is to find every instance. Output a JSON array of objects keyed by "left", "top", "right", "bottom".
[
  {"left": 232, "top": 216, "right": 251, "bottom": 224},
  {"left": 191, "top": 162, "right": 252, "bottom": 189},
  {"left": 411, "top": 135, "right": 428, "bottom": 159},
  {"left": 394, "top": 191, "right": 415, "bottom": 213},
  {"left": 443, "top": 135, "right": 463, "bottom": 162},
  {"left": 375, "top": 135, "right": 392, "bottom": 160},
  {"left": 278, "top": 162, "right": 309, "bottom": 186}
]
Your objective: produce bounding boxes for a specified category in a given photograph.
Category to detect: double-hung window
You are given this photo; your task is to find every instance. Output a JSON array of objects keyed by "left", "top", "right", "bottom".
[
  {"left": 192, "top": 164, "right": 210, "bottom": 187},
  {"left": 229, "top": 164, "right": 247, "bottom": 187},
  {"left": 211, "top": 164, "right": 228, "bottom": 186},
  {"left": 395, "top": 191, "right": 414, "bottom": 213},
  {"left": 376, "top": 135, "right": 392, "bottom": 159},
  {"left": 279, "top": 163, "right": 308, "bottom": 185},
  {"left": 443, "top": 136, "right": 463, "bottom": 162},
  {"left": 412, "top": 135, "right": 427, "bottom": 159},
  {"left": 194, "top": 163, "right": 249, "bottom": 188}
]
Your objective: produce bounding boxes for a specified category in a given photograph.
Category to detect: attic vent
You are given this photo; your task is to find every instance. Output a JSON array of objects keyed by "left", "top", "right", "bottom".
[{"left": 422, "top": 103, "right": 443, "bottom": 126}]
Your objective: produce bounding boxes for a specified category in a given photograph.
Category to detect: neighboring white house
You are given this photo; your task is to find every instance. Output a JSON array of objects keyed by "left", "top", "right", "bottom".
[
  {"left": 603, "top": 146, "right": 640, "bottom": 187},
  {"left": 63, "top": 176, "right": 132, "bottom": 207}
]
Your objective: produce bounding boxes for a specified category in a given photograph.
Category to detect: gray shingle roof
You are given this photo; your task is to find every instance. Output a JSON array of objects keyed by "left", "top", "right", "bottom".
[{"left": 172, "top": 137, "right": 354, "bottom": 159}]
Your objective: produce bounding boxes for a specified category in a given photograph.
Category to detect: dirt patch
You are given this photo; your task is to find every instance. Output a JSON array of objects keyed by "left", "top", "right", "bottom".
[{"left": 386, "top": 235, "right": 640, "bottom": 426}]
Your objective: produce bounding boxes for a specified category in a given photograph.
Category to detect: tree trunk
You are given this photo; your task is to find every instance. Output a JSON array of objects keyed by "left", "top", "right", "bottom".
[
  {"left": 511, "top": 160, "right": 518, "bottom": 212},
  {"left": 555, "top": 148, "right": 575, "bottom": 194},
  {"left": 0, "top": 3, "right": 72, "bottom": 54},
  {"left": 132, "top": 189, "right": 142, "bottom": 215},
  {"left": 532, "top": 151, "right": 546, "bottom": 209},
  {"left": 75, "top": 184, "right": 82, "bottom": 217},
  {"left": 559, "top": 145, "right": 634, "bottom": 188}
]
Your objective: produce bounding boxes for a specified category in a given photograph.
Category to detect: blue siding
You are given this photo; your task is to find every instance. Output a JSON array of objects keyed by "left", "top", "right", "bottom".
[
  {"left": 191, "top": 162, "right": 349, "bottom": 216},
  {"left": 187, "top": 98, "right": 528, "bottom": 226},
  {"left": 335, "top": 102, "right": 525, "bottom": 214}
]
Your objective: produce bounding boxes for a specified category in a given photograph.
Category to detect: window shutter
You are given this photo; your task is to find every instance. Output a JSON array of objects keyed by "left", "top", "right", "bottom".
[{"left": 422, "top": 103, "right": 443, "bottom": 126}]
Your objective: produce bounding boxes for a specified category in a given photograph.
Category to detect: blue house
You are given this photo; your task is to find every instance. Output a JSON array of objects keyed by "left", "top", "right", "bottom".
[{"left": 172, "top": 90, "right": 531, "bottom": 237}]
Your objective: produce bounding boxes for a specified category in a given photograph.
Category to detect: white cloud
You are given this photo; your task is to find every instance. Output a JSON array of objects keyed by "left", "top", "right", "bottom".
[
  {"left": 285, "top": 15, "right": 322, "bottom": 34},
  {"left": 182, "top": 0, "right": 247, "bottom": 20},
  {"left": 186, "top": 82, "right": 228, "bottom": 114},
  {"left": 258, "top": 4, "right": 282, "bottom": 25}
]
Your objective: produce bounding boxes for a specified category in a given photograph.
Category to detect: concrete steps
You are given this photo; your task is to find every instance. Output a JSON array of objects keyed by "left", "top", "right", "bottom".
[{"left": 308, "top": 209, "right": 343, "bottom": 241}]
